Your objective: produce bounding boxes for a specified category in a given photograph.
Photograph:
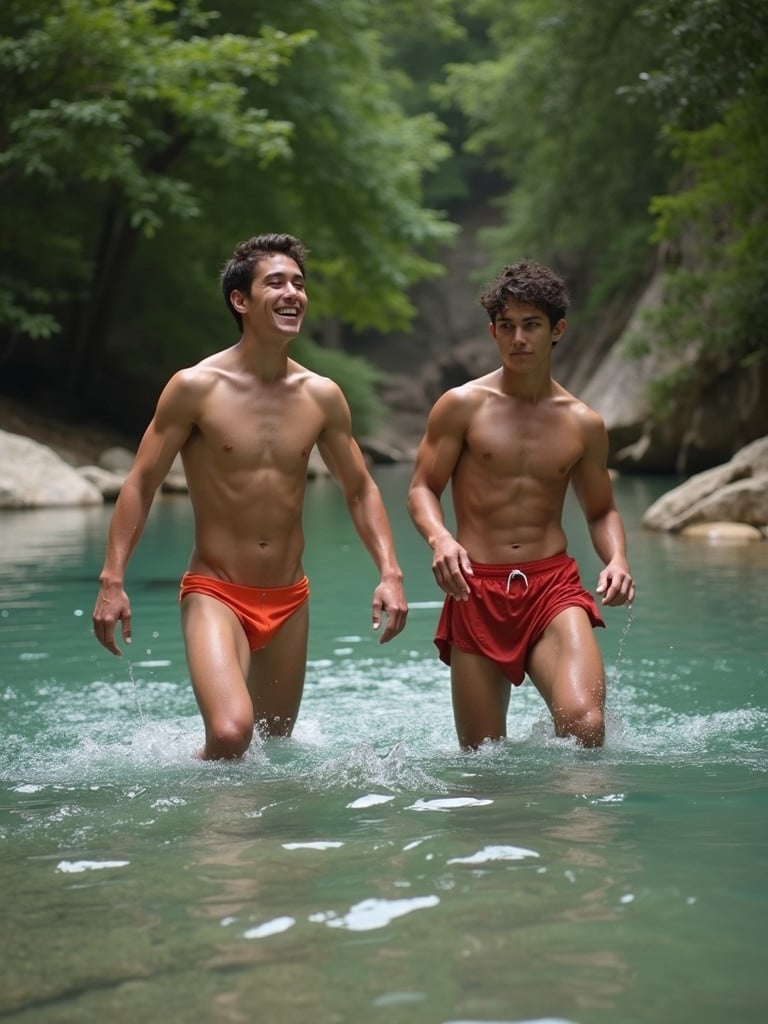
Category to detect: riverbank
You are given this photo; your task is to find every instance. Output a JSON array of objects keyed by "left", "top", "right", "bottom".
[{"left": 0, "top": 396, "right": 136, "bottom": 466}]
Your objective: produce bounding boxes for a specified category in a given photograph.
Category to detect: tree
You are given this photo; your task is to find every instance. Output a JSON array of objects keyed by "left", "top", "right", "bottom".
[
  {"left": 0, "top": 0, "right": 455, "bottom": 425},
  {"left": 438, "top": 0, "right": 672, "bottom": 314},
  {"left": 630, "top": 0, "right": 768, "bottom": 388}
]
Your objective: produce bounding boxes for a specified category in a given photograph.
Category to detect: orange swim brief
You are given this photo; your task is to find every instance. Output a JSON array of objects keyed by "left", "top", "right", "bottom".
[
  {"left": 434, "top": 553, "right": 604, "bottom": 686},
  {"left": 179, "top": 573, "right": 310, "bottom": 651}
]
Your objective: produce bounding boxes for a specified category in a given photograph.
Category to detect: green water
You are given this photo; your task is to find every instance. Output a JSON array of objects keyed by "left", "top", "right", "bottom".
[{"left": 1, "top": 467, "right": 766, "bottom": 1023}]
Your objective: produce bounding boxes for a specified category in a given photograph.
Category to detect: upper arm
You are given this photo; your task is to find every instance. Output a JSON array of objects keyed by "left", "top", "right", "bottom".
[
  {"left": 569, "top": 406, "right": 616, "bottom": 522},
  {"left": 314, "top": 378, "right": 370, "bottom": 497},
  {"left": 409, "top": 389, "right": 470, "bottom": 499},
  {"left": 127, "top": 370, "right": 199, "bottom": 494}
]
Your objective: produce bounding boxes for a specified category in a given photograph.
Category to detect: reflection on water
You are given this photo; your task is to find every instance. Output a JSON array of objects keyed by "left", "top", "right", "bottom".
[{"left": 0, "top": 469, "right": 766, "bottom": 1023}]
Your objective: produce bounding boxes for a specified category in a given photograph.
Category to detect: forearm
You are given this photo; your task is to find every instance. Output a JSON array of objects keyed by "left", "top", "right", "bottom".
[
  {"left": 588, "top": 508, "right": 630, "bottom": 567},
  {"left": 347, "top": 485, "right": 402, "bottom": 580},
  {"left": 407, "top": 485, "right": 454, "bottom": 551},
  {"left": 99, "top": 479, "right": 155, "bottom": 584}
]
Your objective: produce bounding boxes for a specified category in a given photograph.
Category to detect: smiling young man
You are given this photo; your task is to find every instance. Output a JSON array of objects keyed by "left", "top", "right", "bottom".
[
  {"left": 407, "top": 259, "right": 633, "bottom": 750},
  {"left": 93, "top": 233, "right": 408, "bottom": 759}
]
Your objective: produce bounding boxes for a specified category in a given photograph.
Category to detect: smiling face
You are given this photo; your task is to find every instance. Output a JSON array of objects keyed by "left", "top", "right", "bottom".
[
  {"left": 489, "top": 298, "right": 566, "bottom": 374},
  {"left": 230, "top": 254, "right": 307, "bottom": 340}
]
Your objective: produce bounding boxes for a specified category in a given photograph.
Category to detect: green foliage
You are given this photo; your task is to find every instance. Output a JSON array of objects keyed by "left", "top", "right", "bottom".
[
  {"left": 646, "top": 363, "right": 697, "bottom": 417},
  {"left": 438, "top": 0, "right": 671, "bottom": 311},
  {"left": 0, "top": 0, "right": 307, "bottom": 388},
  {"left": 0, "top": 0, "right": 456, "bottom": 410},
  {"left": 205, "top": 0, "right": 457, "bottom": 333},
  {"left": 635, "top": 1, "right": 768, "bottom": 375},
  {"left": 435, "top": 0, "right": 767, "bottom": 385},
  {"left": 291, "top": 336, "right": 385, "bottom": 438}
]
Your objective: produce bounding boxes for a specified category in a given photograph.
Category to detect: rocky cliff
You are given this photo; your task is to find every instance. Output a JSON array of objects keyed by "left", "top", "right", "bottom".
[{"left": 361, "top": 222, "right": 768, "bottom": 475}]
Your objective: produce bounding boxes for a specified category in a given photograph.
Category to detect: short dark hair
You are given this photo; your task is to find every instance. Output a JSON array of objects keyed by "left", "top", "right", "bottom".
[
  {"left": 220, "top": 233, "right": 309, "bottom": 328},
  {"left": 479, "top": 258, "right": 569, "bottom": 327}
]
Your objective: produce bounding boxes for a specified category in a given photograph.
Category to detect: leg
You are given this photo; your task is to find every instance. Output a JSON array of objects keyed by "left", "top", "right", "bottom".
[
  {"left": 181, "top": 594, "right": 254, "bottom": 760},
  {"left": 450, "top": 648, "right": 511, "bottom": 750},
  {"left": 247, "top": 600, "right": 308, "bottom": 739},
  {"left": 526, "top": 607, "right": 606, "bottom": 747}
]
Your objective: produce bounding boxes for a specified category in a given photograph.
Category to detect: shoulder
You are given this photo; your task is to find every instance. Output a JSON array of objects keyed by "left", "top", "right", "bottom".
[
  {"left": 289, "top": 361, "right": 347, "bottom": 409},
  {"left": 156, "top": 349, "right": 234, "bottom": 417},
  {"left": 430, "top": 376, "right": 492, "bottom": 421},
  {"left": 553, "top": 383, "right": 606, "bottom": 434}
]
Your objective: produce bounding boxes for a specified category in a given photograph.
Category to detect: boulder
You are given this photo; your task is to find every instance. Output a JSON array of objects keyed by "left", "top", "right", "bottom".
[
  {"left": 97, "top": 445, "right": 135, "bottom": 473},
  {"left": 0, "top": 429, "right": 103, "bottom": 508},
  {"left": 680, "top": 521, "right": 764, "bottom": 544},
  {"left": 77, "top": 465, "right": 126, "bottom": 501},
  {"left": 643, "top": 436, "right": 768, "bottom": 532}
]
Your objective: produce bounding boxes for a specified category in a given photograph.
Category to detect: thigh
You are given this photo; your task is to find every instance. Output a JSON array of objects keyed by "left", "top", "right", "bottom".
[
  {"left": 526, "top": 607, "right": 606, "bottom": 718},
  {"left": 247, "top": 600, "right": 309, "bottom": 738},
  {"left": 181, "top": 593, "right": 252, "bottom": 727},
  {"left": 450, "top": 648, "right": 510, "bottom": 750}
]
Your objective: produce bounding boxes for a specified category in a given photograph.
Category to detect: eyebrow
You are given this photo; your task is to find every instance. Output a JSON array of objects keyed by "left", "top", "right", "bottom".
[{"left": 498, "top": 313, "right": 543, "bottom": 323}]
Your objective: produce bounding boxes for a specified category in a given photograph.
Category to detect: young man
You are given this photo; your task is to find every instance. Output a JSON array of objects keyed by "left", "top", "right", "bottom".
[
  {"left": 93, "top": 233, "right": 408, "bottom": 759},
  {"left": 407, "top": 259, "right": 634, "bottom": 749}
]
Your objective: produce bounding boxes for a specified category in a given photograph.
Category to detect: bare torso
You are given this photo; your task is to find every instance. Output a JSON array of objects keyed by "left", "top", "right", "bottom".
[
  {"left": 178, "top": 350, "right": 330, "bottom": 587},
  {"left": 450, "top": 373, "right": 591, "bottom": 564}
]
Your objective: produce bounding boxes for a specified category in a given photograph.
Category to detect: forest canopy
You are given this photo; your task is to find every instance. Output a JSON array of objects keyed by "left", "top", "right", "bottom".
[{"left": 0, "top": 0, "right": 766, "bottom": 433}]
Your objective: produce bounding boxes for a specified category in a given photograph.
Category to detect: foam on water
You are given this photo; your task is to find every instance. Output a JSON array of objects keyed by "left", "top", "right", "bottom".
[{"left": 2, "top": 646, "right": 766, "bottom": 797}]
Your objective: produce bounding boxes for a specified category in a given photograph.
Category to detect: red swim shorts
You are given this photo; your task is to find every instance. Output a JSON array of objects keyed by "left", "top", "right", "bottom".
[
  {"left": 179, "top": 573, "right": 310, "bottom": 651},
  {"left": 434, "top": 553, "right": 604, "bottom": 685}
]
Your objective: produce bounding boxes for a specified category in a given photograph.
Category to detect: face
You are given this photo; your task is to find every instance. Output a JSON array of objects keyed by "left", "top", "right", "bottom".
[
  {"left": 231, "top": 254, "right": 307, "bottom": 338},
  {"left": 489, "top": 298, "right": 565, "bottom": 371}
]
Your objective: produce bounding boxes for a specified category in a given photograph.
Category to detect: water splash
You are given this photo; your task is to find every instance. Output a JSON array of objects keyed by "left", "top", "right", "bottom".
[
  {"left": 126, "top": 658, "right": 146, "bottom": 725},
  {"left": 610, "top": 602, "right": 634, "bottom": 687}
]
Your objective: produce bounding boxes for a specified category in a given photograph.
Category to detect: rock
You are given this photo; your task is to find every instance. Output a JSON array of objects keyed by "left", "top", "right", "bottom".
[
  {"left": 0, "top": 429, "right": 103, "bottom": 508},
  {"left": 98, "top": 446, "right": 136, "bottom": 473},
  {"left": 359, "top": 437, "right": 406, "bottom": 465},
  {"left": 78, "top": 465, "right": 125, "bottom": 501},
  {"left": 643, "top": 436, "right": 768, "bottom": 532},
  {"left": 680, "top": 521, "right": 764, "bottom": 543}
]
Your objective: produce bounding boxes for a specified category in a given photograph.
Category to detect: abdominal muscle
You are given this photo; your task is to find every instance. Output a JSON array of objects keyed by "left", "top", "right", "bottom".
[
  {"left": 453, "top": 468, "right": 571, "bottom": 565},
  {"left": 183, "top": 465, "right": 309, "bottom": 588}
]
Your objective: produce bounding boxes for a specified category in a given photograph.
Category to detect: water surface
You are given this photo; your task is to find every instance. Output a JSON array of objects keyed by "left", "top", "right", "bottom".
[{"left": 1, "top": 468, "right": 766, "bottom": 1023}]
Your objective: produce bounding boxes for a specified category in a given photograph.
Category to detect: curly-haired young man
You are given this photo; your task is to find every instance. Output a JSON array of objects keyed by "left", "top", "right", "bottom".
[{"left": 408, "top": 259, "right": 633, "bottom": 749}]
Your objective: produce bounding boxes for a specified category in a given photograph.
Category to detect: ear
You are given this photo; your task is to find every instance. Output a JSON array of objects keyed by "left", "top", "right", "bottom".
[
  {"left": 229, "top": 289, "right": 249, "bottom": 314},
  {"left": 487, "top": 321, "right": 497, "bottom": 341},
  {"left": 552, "top": 318, "right": 566, "bottom": 344}
]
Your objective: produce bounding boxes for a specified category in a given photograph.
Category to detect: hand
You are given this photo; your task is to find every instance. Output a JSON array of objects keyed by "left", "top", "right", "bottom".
[
  {"left": 92, "top": 582, "right": 132, "bottom": 656},
  {"left": 371, "top": 577, "right": 408, "bottom": 643},
  {"left": 596, "top": 562, "right": 635, "bottom": 606},
  {"left": 431, "top": 537, "right": 473, "bottom": 600}
]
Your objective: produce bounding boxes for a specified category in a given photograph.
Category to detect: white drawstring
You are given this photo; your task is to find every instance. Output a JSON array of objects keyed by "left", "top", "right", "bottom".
[{"left": 506, "top": 569, "right": 529, "bottom": 593}]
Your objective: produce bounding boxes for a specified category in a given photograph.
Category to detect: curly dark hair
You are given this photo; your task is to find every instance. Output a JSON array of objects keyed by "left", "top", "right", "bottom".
[
  {"left": 479, "top": 259, "right": 569, "bottom": 327},
  {"left": 221, "top": 233, "right": 309, "bottom": 328}
]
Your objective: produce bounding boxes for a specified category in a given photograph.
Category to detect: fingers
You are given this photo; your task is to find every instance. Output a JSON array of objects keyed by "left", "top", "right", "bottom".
[
  {"left": 372, "top": 587, "right": 408, "bottom": 644},
  {"left": 433, "top": 553, "right": 472, "bottom": 600},
  {"left": 93, "top": 620, "right": 122, "bottom": 656},
  {"left": 597, "top": 569, "right": 635, "bottom": 606},
  {"left": 92, "top": 595, "right": 130, "bottom": 657}
]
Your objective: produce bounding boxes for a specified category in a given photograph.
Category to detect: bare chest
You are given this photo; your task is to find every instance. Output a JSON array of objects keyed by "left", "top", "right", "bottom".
[
  {"left": 186, "top": 385, "right": 324, "bottom": 473},
  {"left": 465, "top": 401, "right": 584, "bottom": 482}
]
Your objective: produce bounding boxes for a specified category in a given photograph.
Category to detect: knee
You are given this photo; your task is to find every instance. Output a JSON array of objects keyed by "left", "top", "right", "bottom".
[
  {"left": 204, "top": 716, "right": 254, "bottom": 760},
  {"left": 554, "top": 704, "right": 605, "bottom": 748}
]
